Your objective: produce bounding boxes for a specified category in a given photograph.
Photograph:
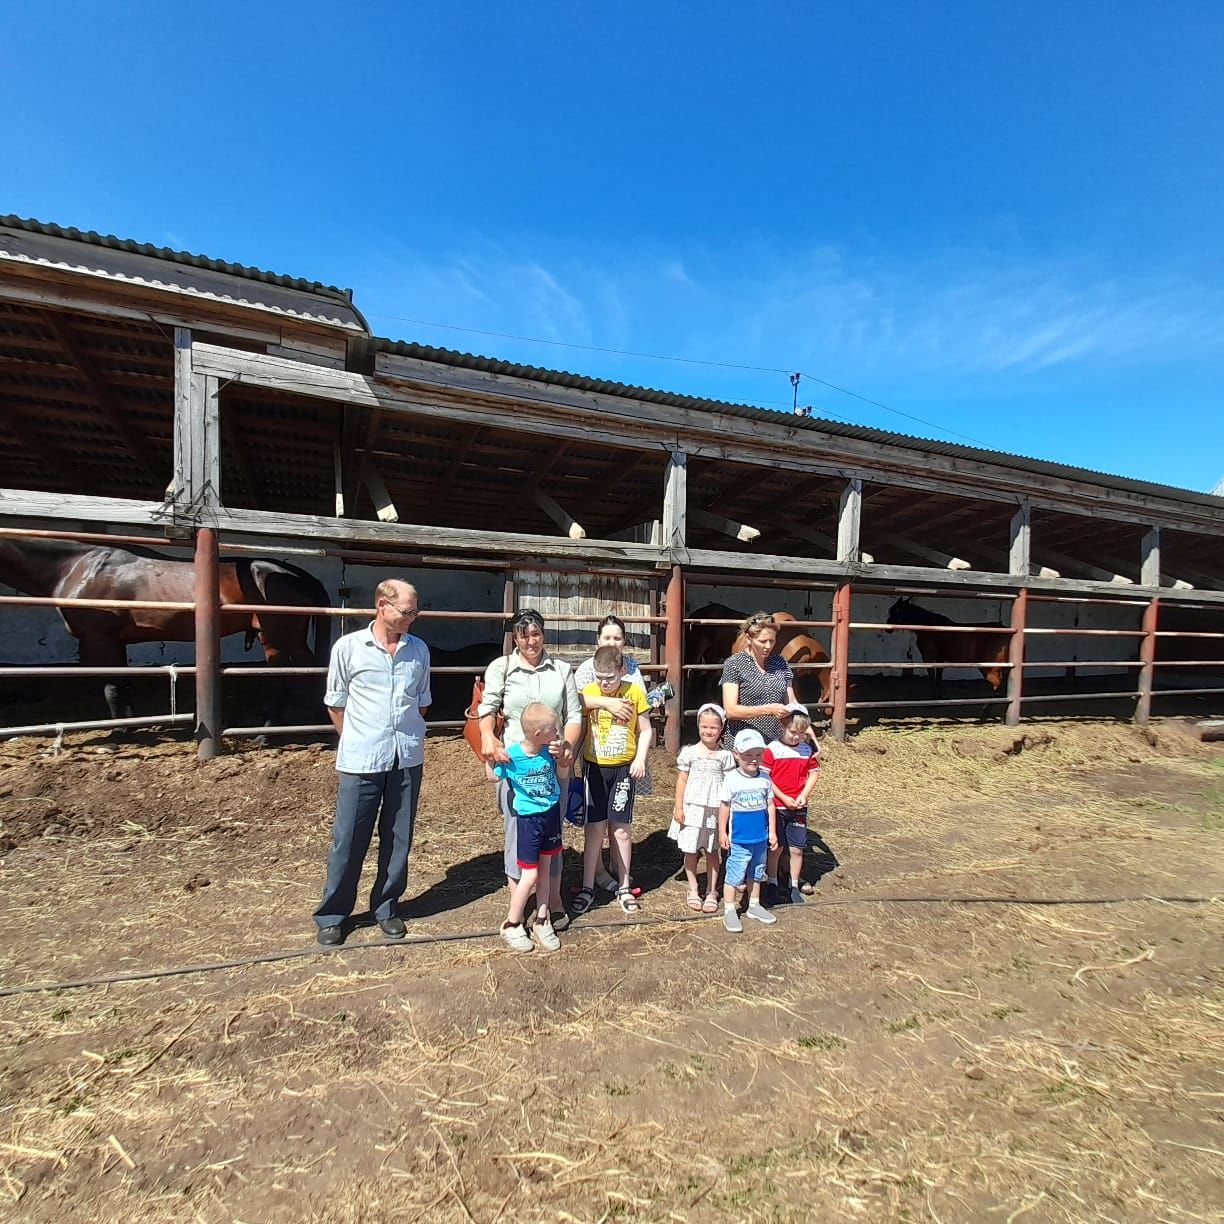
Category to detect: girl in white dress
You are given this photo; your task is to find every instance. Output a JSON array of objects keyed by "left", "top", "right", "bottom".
[{"left": 669, "top": 703, "right": 735, "bottom": 913}]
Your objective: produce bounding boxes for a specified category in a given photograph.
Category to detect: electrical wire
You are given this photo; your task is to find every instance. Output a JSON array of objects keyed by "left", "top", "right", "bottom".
[
  {"left": 361, "top": 309, "right": 991, "bottom": 446},
  {"left": 0, "top": 892, "right": 1214, "bottom": 1000}
]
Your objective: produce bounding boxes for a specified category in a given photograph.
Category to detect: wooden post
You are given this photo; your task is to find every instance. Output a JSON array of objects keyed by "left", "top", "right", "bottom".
[
  {"left": 194, "top": 526, "right": 222, "bottom": 760},
  {"left": 501, "top": 571, "right": 516, "bottom": 655},
  {"left": 1009, "top": 504, "right": 1031, "bottom": 576},
  {"left": 1136, "top": 596, "right": 1159, "bottom": 725},
  {"left": 837, "top": 478, "right": 863, "bottom": 563},
  {"left": 830, "top": 580, "right": 852, "bottom": 741},
  {"left": 1005, "top": 588, "right": 1027, "bottom": 726},
  {"left": 662, "top": 450, "right": 687, "bottom": 553},
  {"left": 1140, "top": 527, "right": 1161, "bottom": 588},
  {"left": 664, "top": 563, "right": 684, "bottom": 753}
]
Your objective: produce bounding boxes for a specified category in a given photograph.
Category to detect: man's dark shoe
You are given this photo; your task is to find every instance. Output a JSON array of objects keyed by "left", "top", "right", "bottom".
[
  {"left": 378, "top": 916, "right": 407, "bottom": 939},
  {"left": 317, "top": 925, "right": 344, "bottom": 946}
]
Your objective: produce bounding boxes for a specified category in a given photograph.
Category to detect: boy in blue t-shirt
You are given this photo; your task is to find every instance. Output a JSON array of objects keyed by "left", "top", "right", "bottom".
[
  {"left": 718, "top": 729, "right": 779, "bottom": 934},
  {"left": 493, "top": 702, "right": 569, "bottom": 953}
]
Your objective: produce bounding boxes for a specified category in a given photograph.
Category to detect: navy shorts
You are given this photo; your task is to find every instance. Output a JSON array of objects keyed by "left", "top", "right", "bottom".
[
  {"left": 585, "top": 763, "right": 636, "bottom": 825},
  {"left": 777, "top": 805, "right": 809, "bottom": 851},
  {"left": 513, "top": 801, "right": 563, "bottom": 870}
]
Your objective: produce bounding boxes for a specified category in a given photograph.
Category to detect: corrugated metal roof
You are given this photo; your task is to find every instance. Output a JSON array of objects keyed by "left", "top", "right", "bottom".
[
  {"left": 372, "top": 337, "right": 1224, "bottom": 512},
  {"left": 0, "top": 216, "right": 369, "bottom": 332}
]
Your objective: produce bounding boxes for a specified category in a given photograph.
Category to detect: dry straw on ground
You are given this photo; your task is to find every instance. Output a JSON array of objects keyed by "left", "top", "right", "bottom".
[{"left": 0, "top": 718, "right": 1221, "bottom": 1221}]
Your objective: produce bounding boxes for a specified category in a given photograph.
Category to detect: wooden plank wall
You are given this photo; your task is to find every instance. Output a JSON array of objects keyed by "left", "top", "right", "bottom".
[{"left": 513, "top": 568, "right": 654, "bottom": 664}]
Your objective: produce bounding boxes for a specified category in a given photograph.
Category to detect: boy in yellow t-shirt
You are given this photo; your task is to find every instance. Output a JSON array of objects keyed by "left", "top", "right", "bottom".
[{"left": 572, "top": 645, "right": 652, "bottom": 916}]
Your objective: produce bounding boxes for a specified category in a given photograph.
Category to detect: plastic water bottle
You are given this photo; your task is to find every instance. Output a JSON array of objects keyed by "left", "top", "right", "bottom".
[{"left": 645, "top": 680, "right": 675, "bottom": 709}]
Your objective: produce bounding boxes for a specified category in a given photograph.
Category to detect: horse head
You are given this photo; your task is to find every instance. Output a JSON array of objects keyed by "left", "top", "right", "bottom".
[{"left": 885, "top": 598, "right": 913, "bottom": 631}]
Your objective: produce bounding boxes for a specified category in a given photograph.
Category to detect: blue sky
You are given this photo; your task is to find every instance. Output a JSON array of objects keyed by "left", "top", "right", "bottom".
[{"left": 3, "top": 1, "right": 1222, "bottom": 492}]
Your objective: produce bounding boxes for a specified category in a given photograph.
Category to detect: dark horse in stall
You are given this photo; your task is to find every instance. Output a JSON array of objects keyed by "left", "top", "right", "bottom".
[
  {"left": 886, "top": 597, "right": 1010, "bottom": 708},
  {"left": 0, "top": 537, "right": 331, "bottom": 724},
  {"left": 686, "top": 601, "right": 834, "bottom": 713}
]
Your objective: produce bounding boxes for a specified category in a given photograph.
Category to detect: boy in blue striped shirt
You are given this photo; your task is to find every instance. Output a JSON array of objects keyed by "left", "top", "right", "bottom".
[{"left": 718, "top": 729, "right": 779, "bottom": 934}]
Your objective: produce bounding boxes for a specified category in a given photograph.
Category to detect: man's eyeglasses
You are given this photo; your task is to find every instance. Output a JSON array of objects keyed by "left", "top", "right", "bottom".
[
  {"left": 386, "top": 603, "right": 418, "bottom": 617},
  {"left": 594, "top": 672, "right": 621, "bottom": 683}
]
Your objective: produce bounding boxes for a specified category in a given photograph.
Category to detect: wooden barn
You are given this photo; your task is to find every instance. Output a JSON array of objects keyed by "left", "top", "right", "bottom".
[{"left": 0, "top": 216, "right": 1221, "bottom": 753}]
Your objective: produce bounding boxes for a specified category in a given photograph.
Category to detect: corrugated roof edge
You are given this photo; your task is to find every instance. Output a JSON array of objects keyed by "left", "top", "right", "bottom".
[
  {"left": 372, "top": 336, "right": 1224, "bottom": 512},
  {"left": 0, "top": 216, "right": 369, "bottom": 328}
]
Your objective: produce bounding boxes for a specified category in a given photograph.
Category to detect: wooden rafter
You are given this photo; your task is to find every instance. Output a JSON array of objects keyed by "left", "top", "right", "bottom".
[{"left": 40, "top": 310, "right": 164, "bottom": 487}]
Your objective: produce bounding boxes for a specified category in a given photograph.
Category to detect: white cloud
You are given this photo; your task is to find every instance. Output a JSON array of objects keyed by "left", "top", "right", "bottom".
[{"left": 357, "top": 240, "right": 1224, "bottom": 391}]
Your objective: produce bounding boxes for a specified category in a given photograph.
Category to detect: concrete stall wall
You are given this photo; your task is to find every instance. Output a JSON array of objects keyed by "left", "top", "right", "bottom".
[{"left": 0, "top": 560, "right": 1150, "bottom": 674}]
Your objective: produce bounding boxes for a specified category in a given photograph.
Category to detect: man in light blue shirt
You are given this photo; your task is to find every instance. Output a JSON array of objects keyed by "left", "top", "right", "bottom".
[{"left": 314, "top": 579, "right": 431, "bottom": 945}]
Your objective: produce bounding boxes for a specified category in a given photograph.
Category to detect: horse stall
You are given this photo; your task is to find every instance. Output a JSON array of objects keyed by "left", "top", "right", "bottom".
[{"left": 0, "top": 217, "right": 1221, "bottom": 757}]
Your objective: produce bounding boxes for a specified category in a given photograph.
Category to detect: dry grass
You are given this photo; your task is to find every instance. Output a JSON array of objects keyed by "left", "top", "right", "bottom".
[{"left": 0, "top": 719, "right": 1221, "bottom": 1221}]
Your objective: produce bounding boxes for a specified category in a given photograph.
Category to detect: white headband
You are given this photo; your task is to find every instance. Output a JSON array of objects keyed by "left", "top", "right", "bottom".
[{"left": 696, "top": 702, "right": 727, "bottom": 722}]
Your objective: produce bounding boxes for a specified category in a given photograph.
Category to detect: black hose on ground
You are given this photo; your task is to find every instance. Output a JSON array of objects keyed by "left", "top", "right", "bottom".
[{"left": 0, "top": 893, "right": 1216, "bottom": 1000}]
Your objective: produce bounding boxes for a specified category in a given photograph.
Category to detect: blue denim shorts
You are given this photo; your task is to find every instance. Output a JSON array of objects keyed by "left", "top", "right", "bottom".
[{"left": 724, "top": 840, "right": 768, "bottom": 888}]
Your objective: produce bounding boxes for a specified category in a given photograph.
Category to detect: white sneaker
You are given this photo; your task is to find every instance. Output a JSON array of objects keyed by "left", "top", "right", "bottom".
[
  {"left": 533, "top": 918, "right": 561, "bottom": 952},
  {"left": 500, "top": 922, "right": 534, "bottom": 953},
  {"left": 744, "top": 902, "right": 777, "bottom": 925},
  {"left": 723, "top": 907, "right": 743, "bottom": 934}
]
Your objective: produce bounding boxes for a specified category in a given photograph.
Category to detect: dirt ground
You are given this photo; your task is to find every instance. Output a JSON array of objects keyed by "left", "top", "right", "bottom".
[{"left": 0, "top": 718, "right": 1221, "bottom": 1223}]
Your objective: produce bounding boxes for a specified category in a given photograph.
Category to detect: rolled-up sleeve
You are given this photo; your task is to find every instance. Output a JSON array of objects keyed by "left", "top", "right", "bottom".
[{"left": 325, "top": 639, "right": 349, "bottom": 708}]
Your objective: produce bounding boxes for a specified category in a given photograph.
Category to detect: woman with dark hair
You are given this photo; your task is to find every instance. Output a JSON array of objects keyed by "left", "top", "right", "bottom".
[
  {"left": 719, "top": 611, "right": 799, "bottom": 749},
  {"left": 477, "top": 609, "right": 583, "bottom": 935}
]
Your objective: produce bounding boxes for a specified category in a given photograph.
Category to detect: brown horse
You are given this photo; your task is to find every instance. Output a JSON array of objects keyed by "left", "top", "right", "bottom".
[
  {"left": 687, "top": 602, "right": 834, "bottom": 712},
  {"left": 0, "top": 537, "right": 330, "bottom": 722},
  {"left": 886, "top": 597, "right": 1009, "bottom": 700}
]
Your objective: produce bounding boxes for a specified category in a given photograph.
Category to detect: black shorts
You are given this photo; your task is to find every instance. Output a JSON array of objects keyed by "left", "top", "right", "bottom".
[
  {"left": 585, "top": 763, "right": 636, "bottom": 825},
  {"left": 776, "top": 805, "right": 809, "bottom": 850}
]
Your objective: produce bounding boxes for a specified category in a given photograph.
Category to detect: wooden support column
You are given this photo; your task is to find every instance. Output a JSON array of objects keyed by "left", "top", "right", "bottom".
[
  {"left": 1005, "top": 588, "right": 1028, "bottom": 726},
  {"left": 1136, "top": 596, "right": 1159, "bottom": 725},
  {"left": 836, "top": 478, "right": 863, "bottom": 563},
  {"left": 174, "top": 329, "right": 221, "bottom": 516},
  {"left": 1140, "top": 527, "right": 1161, "bottom": 588},
  {"left": 501, "top": 571, "right": 516, "bottom": 655},
  {"left": 662, "top": 450, "right": 687, "bottom": 554},
  {"left": 194, "top": 526, "right": 222, "bottom": 760},
  {"left": 1009, "top": 504, "right": 1031, "bottom": 576},
  {"left": 830, "top": 580, "right": 852, "bottom": 741},
  {"left": 664, "top": 563, "right": 684, "bottom": 753}
]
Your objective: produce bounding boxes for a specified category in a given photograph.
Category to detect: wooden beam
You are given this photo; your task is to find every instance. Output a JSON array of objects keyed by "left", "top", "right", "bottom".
[
  {"left": 437, "top": 423, "right": 483, "bottom": 489},
  {"left": 1140, "top": 527, "right": 1161, "bottom": 588},
  {"left": 662, "top": 450, "right": 687, "bottom": 552},
  {"left": 782, "top": 522, "right": 875, "bottom": 566},
  {"left": 195, "top": 344, "right": 1224, "bottom": 534},
  {"left": 506, "top": 444, "right": 572, "bottom": 515},
  {"left": 333, "top": 434, "right": 345, "bottom": 517},
  {"left": 1009, "top": 504, "right": 1031, "bottom": 576},
  {"left": 836, "top": 478, "right": 862, "bottom": 563},
  {"left": 39, "top": 309, "right": 164, "bottom": 487},
  {"left": 171, "top": 330, "right": 219, "bottom": 518},
  {"left": 533, "top": 488, "right": 586, "bottom": 539},
  {"left": 691, "top": 507, "right": 760, "bottom": 544},
  {"left": 362, "top": 462, "right": 399, "bottom": 523},
  {"left": 1, "top": 483, "right": 1222, "bottom": 605}
]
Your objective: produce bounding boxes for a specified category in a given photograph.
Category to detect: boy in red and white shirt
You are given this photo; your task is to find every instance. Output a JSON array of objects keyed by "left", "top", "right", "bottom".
[{"left": 762, "top": 703, "right": 821, "bottom": 905}]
